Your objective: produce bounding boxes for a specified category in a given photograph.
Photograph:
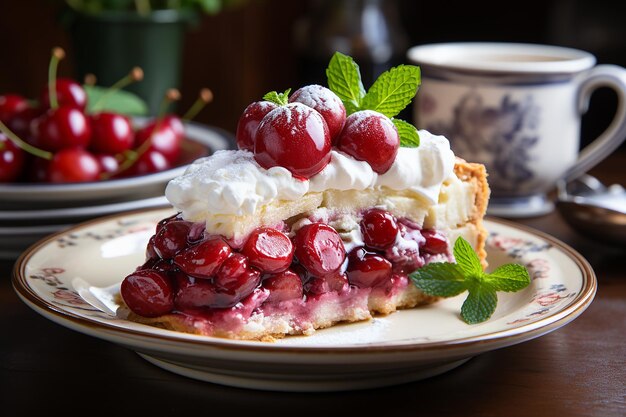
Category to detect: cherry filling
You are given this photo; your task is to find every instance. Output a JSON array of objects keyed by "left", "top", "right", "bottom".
[{"left": 121, "top": 210, "right": 453, "bottom": 322}]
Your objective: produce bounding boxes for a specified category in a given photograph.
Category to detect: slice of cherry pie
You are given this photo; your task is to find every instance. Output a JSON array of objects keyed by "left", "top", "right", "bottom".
[{"left": 117, "top": 58, "right": 490, "bottom": 341}]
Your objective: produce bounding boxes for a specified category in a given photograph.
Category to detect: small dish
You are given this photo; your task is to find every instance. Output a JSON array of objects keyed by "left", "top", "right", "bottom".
[
  {"left": 13, "top": 209, "right": 596, "bottom": 392},
  {"left": 556, "top": 175, "right": 626, "bottom": 245},
  {"left": 0, "top": 121, "right": 233, "bottom": 209}
]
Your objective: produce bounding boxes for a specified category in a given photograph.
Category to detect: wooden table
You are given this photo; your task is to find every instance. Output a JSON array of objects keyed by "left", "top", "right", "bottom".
[{"left": 1, "top": 155, "right": 624, "bottom": 417}]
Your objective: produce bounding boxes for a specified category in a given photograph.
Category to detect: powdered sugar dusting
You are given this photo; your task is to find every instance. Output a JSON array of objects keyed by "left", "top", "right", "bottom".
[{"left": 290, "top": 85, "right": 343, "bottom": 113}]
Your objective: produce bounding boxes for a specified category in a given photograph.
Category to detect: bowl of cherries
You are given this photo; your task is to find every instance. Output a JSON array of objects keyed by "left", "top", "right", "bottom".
[{"left": 0, "top": 48, "right": 233, "bottom": 208}]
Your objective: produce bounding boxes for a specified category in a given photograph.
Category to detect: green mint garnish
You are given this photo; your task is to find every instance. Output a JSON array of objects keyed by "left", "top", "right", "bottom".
[
  {"left": 263, "top": 88, "right": 291, "bottom": 106},
  {"left": 361, "top": 65, "right": 421, "bottom": 118},
  {"left": 326, "top": 52, "right": 422, "bottom": 148},
  {"left": 410, "top": 237, "right": 531, "bottom": 324},
  {"left": 326, "top": 52, "right": 366, "bottom": 115},
  {"left": 392, "top": 118, "right": 420, "bottom": 148}
]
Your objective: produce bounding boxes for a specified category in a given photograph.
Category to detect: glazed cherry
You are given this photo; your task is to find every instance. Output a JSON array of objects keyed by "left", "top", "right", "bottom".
[
  {"left": 214, "top": 253, "right": 248, "bottom": 283},
  {"left": 254, "top": 102, "right": 331, "bottom": 179},
  {"left": 34, "top": 106, "right": 91, "bottom": 151},
  {"left": 0, "top": 133, "right": 25, "bottom": 182},
  {"left": 156, "top": 213, "right": 182, "bottom": 233},
  {"left": 241, "top": 227, "right": 294, "bottom": 273},
  {"left": 153, "top": 220, "right": 192, "bottom": 259},
  {"left": 123, "top": 150, "right": 170, "bottom": 177},
  {"left": 90, "top": 112, "right": 134, "bottom": 154},
  {"left": 173, "top": 237, "right": 232, "bottom": 279},
  {"left": 360, "top": 208, "right": 398, "bottom": 250},
  {"left": 421, "top": 229, "right": 449, "bottom": 254},
  {"left": 305, "top": 273, "right": 349, "bottom": 295},
  {"left": 40, "top": 78, "right": 87, "bottom": 110},
  {"left": 289, "top": 85, "right": 346, "bottom": 142},
  {"left": 146, "top": 235, "right": 158, "bottom": 260},
  {"left": 175, "top": 272, "right": 259, "bottom": 309},
  {"left": 121, "top": 269, "right": 174, "bottom": 317},
  {"left": 294, "top": 223, "right": 345, "bottom": 277},
  {"left": 346, "top": 249, "right": 392, "bottom": 288},
  {"left": 135, "top": 115, "right": 184, "bottom": 163},
  {"left": 337, "top": 110, "right": 399, "bottom": 174},
  {"left": 263, "top": 269, "right": 303, "bottom": 303},
  {"left": 235, "top": 101, "right": 277, "bottom": 151},
  {"left": 0, "top": 94, "right": 28, "bottom": 123},
  {"left": 94, "top": 154, "right": 119, "bottom": 176},
  {"left": 48, "top": 148, "right": 100, "bottom": 183}
]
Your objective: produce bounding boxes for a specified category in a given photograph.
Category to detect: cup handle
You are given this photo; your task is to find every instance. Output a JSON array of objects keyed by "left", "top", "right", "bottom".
[{"left": 565, "top": 65, "right": 626, "bottom": 181}]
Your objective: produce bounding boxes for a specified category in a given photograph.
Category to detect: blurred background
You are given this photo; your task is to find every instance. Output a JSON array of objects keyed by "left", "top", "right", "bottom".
[{"left": 1, "top": 0, "right": 625, "bottom": 150}]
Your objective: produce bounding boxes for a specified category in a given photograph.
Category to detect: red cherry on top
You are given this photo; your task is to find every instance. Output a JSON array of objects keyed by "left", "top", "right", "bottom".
[
  {"left": 40, "top": 78, "right": 87, "bottom": 110},
  {"left": 337, "top": 110, "right": 399, "bottom": 174},
  {"left": 34, "top": 106, "right": 92, "bottom": 151},
  {"left": 135, "top": 115, "right": 184, "bottom": 163},
  {"left": 48, "top": 148, "right": 101, "bottom": 183},
  {"left": 289, "top": 85, "right": 346, "bottom": 142},
  {"left": 90, "top": 112, "right": 134, "bottom": 154},
  {"left": 254, "top": 102, "right": 331, "bottom": 179},
  {"left": 0, "top": 94, "right": 29, "bottom": 123},
  {"left": 235, "top": 101, "right": 277, "bottom": 151},
  {"left": 0, "top": 133, "right": 25, "bottom": 182},
  {"left": 8, "top": 106, "right": 42, "bottom": 145}
]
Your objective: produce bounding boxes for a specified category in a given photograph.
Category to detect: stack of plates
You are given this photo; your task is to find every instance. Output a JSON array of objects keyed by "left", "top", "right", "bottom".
[{"left": 0, "top": 122, "right": 234, "bottom": 259}]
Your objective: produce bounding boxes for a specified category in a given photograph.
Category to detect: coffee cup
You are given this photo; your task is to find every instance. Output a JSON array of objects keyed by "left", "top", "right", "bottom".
[{"left": 408, "top": 42, "right": 626, "bottom": 217}]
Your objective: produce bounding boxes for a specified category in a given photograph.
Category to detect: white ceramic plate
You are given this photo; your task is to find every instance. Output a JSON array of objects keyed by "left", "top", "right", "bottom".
[
  {"left": 0, "top": 122, "right": 232, "bottom": 208},
  {"left": 13, "top": 209, "right": 596, "bottom": 392}
]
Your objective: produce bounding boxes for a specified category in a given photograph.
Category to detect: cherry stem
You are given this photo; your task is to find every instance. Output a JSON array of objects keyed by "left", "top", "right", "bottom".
[
  {"left": 182, "top": 88, "right": 213, "bottom": 122},
  {"left": 0, "top": 121, "right": 53, "bottom": 160},
  {"left": 47, "top": 47, "right": 65, "bottom": 110},
  {"left": 91, "top": 67, "right": 144, "bottom": 112},
  {"left": 100, "top": 89, "right": 180, "bottom": 180}
]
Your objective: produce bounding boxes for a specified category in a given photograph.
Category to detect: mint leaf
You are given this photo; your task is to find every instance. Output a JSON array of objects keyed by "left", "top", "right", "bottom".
[
  {"left": 461, "top": 285, "right": 498, "bottom": 324},
  {"left": 486, "top": 264, "right": 531, "bottom": 292},
  {"left": 411, "top": 263, "right": 467, "bottom": 297},
  {"left": 453, "top": 237, "right": 483, "bottom": 278},
  {"left": 263, "top": 89, "right": 291, "bottom": 106},
  {"left": 392, "top": 118, "right": 420, "bottom": 148},
  {"left": 326, "top": 52, "right": 366, "bottom": 115},
  {"left": 361, "top": 65, "right": 421, "bottom": 118},
  {"left": 84, "top": 85, "right": 148, "bottom": 116}
]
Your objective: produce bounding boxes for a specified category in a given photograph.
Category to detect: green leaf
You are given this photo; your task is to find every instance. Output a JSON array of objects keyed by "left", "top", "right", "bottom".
[
  {"left": 453, "top": 237, "right": 483, "bottom": 278},
  {"left": 326, "top": 52, "right": 366, "bottom": 115},
  {"left": 486, "top": 264, "right": 531, "bottom": 292},
  {"left": 393, "top": 118, "right": 420, "bottom": 148},
  {"left": 263, "top": 89, "right": 291, "bottom": 106},
  {"left": 84, "top": 85, "right": 148, "bottom": 116},
  {"left": 361, "top": 65, "right": 421, "bottom": 118},
  {"left": 461, "top": 286, "right": 498, "bottom": 324},
  {"left": 410, "top": 263, "right": 467, "bottom": 297}
]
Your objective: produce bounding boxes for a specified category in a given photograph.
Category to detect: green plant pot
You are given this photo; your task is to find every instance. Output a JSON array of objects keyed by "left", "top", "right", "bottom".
[{"left": 67, "top": 9, "right": 195, "bottom": 115}]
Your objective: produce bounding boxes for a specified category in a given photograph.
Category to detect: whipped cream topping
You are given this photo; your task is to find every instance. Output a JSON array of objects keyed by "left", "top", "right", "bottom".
[{"left": 166, "top": 130, "right": 455, "bottom": 222}]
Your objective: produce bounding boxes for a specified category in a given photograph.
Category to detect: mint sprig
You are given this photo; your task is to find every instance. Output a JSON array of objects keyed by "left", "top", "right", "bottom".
[
  {"left": 410, "top": 237, "right": 531, "bottom": 324},
  {"left": 361, "top": 65, "right": 421, "bottom": 118},
  {"left": 326, "top": 52, "right": 366, "bottom": 115},
  {"left": 392, "top": 119, "right": 420, "bottom": 148},
  {"left": 263, "top": 89, "right": 291, "bottom": 106},
  {"left": 326, "top": 52, "right": 422, "bottom": 148}
]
